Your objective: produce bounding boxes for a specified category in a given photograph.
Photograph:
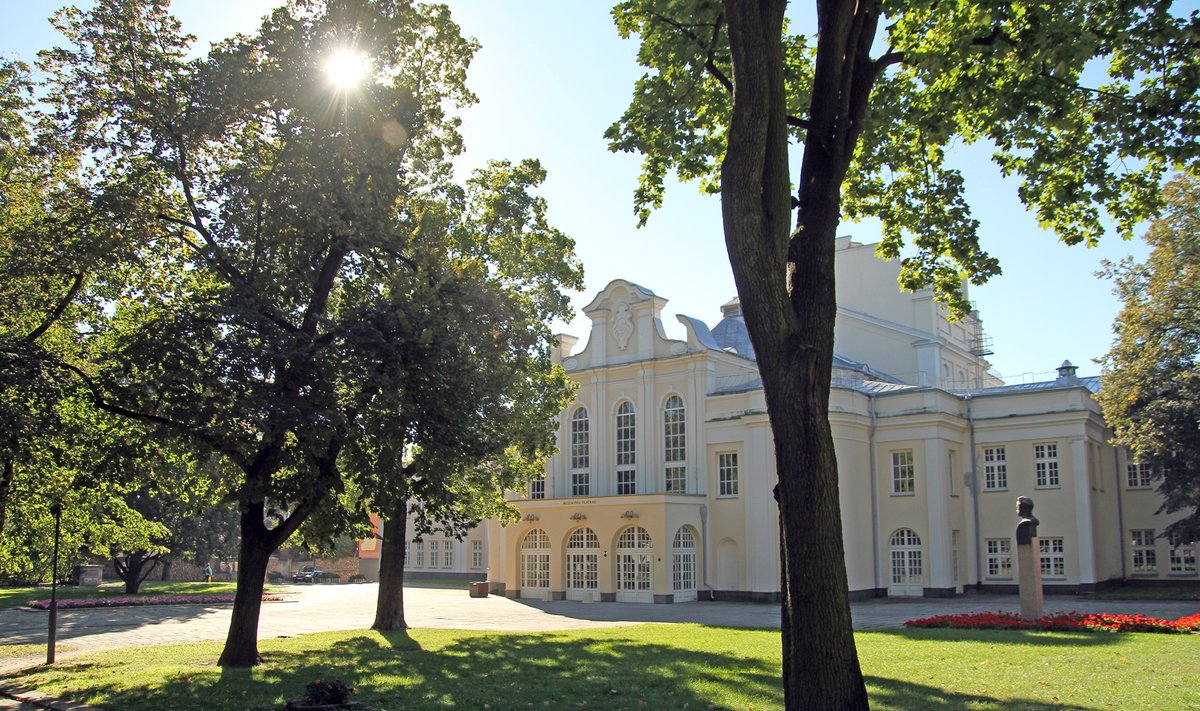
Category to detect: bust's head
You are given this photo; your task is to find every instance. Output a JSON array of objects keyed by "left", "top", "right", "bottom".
[{"left": 1016, "top": 496, "right": 1034, "bottom": 517}]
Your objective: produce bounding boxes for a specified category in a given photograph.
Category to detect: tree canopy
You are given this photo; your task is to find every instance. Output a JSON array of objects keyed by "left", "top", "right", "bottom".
[
  {"left": 607, "top": 1, "right": 1199, "bottom": 707},
  {"left": 1100, "top": 174, "right": 1200, "bottom": 542},
  {"left": 23, "top": 0, "right": 579, "bottom": 667}
]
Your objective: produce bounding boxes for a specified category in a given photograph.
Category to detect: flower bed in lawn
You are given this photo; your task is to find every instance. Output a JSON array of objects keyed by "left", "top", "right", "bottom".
[
  {"left": 905, "top": 610, "right": 1200, "bottom": 633},
  {"left": 25, "top": 594, "right": 282, "bottom": 610}
]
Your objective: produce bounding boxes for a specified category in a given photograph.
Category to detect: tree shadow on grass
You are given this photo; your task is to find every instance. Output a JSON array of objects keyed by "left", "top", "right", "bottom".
[
  {"left": 28, "top": 628, "right": 783, "bottom": 710},
  {"left": 865, "top": 675, "right": 1093, "bottom": 710},
  {"left": 872, "top": 626, "right": 1124, "bottom": 647}
]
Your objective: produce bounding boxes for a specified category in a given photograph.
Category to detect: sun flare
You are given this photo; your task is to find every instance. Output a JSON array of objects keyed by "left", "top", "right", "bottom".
[{"left": 324, "top": 48, "right": 369, "bottom": 89}]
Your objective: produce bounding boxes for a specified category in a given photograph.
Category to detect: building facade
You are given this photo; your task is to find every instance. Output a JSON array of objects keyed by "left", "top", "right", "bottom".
[{"left": 402, "top": 237, "right": 1196, "bottom": 600}]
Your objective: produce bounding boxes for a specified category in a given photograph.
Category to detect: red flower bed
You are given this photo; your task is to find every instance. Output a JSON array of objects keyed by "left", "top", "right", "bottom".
[
  {"left": 25, "top": 594, "right": 282, "bottom": 610},
  {"left": 904, "top": 610, "right": 1200, "bottom": 633}
]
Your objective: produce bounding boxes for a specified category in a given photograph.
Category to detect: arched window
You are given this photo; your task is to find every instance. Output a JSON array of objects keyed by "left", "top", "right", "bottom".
[
  {"left": 520, "top": 529, "right": 551, "bottom": 593},
  {"left": 565, "top": 528, "right": 599, "bottom": 598},
  {"left": 672, "top": 526, "right": 698, "bottom": 601},
  {"left": 570, "top": 407, "right": 590, "bottom": 496},
  {"left": 663, "top": 395, "right": 686, "bottom": 492},
  {"left": 616, "top": 401, "right": 636, "bottom": 494},
  {"left": 616, "top": 526, "right": 653, "bottom": 601},
  {"left": 889, "top": 528, "right": 923, "bottom": 597}
]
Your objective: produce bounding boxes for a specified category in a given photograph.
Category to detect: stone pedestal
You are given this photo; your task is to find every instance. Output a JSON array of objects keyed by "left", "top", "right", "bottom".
[
  {"left": 468, "top": 581, "right": 489, "bottom": 598},
  {"left": 75, "top": 565, "right": 103, "bottom": 587},
  {"left": 1016, "top": 539, "right": 1044, "bottom": 619}
]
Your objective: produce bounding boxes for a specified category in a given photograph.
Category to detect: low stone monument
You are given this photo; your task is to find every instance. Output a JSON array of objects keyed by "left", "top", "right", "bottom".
[
  {"left": 75, "top": 565, "right": 103, "bottom": 587},
  {"left": 1015, "top": 496, "right": 1044, "bottom": 619}
]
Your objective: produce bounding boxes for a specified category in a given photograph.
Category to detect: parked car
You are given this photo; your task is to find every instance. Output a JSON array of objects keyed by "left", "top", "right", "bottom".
[{"left": 292, "top": 565, "right": 321, "bottom": 583}]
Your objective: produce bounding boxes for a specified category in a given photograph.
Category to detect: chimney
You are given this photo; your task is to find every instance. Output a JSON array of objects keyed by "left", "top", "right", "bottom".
[
  {"left": 553, "top": 334, "right": 578, "bottom": 364},
  {"left": 1056, "top": 360, "right": 1078, "bottom": 384}
]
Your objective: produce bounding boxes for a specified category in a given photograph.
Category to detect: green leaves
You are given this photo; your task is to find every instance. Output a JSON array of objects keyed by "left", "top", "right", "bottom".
[
  {"left": 1099, "top": 174, "right": 1200, "bottom": 540},
  {"left": 609, "top": 1, "right": 1200, "bottom": 312}
]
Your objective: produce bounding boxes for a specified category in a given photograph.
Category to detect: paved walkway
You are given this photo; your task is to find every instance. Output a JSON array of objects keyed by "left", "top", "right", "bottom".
[{"left": 3, "top": 584, "right": 1197, "bottom": 677}]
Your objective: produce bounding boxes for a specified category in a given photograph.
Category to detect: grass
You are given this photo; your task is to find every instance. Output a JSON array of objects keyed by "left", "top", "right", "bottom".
[
  {"left": 0, "top": 581, "right": 283, "bottom": 610},
  {"left": 1085, "top": 585, "right": 1200, "bottom": 601},
  {"left": 401, "top": 577, "right": 473, "bottom": 590},
  {"left": 3, "top": 624, "right": 1197, "bottom": 710},
  {"left": 0, "top": 644, "right": 75, "bottom": 659}
]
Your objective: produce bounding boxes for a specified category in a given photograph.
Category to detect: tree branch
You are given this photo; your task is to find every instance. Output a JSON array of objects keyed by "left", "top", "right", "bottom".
[{"left": 24, "top": 271, "right": 84, "bottom": 343}]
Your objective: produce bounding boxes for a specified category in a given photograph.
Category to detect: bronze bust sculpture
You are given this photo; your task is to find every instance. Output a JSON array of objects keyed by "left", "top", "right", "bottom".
[{"left": 1016, "top": 495, "right": 1039, "bottom": 545}]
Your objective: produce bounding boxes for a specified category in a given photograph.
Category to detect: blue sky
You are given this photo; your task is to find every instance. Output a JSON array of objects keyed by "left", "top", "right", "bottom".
[{"left": 3, "top": 1, "right": 1158, "bottom": 383}]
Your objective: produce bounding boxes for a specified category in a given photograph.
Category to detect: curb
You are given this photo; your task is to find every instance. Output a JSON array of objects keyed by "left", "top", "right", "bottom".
[{"left": 0, "top": 684, "right": 103, "bottom": 711}]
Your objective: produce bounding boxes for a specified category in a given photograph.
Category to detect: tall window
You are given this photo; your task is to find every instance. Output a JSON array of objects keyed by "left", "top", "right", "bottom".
[
  {"left": 986, "top": 538, "right": 1012, "bottom": 578},
  {"left": 617, "top": 526, "right": 653, "bottom": 594},
  {"left": 471, "top": 540, "right": 483, "bottom": 570},
  {"left": 1039, "top": 537, "right": 1065, "bottom": 578},
  {"left": 1131, "top": 529, "right": 1156, "bottom": 574},
  {"left": 663, "top": 395, "right": 686, "bottom": 492},
  {"left": 718, "top": 452, "right": 739, "bottom": 497},
  {"left": 983, "top": 446, "right": 1007, "bottom": 491},
  {"left": 672, "top": 526, "right": 697, "bottom": 596},
  {"left": 1034, "top": 443, "right": 1060, "bottom": 487},
  {"left": 520, "top": 529, "right": 551, "bottom": 589},
  {"left": 1169, "top": 534, "right": 1197, "bottom": 574},
  {"left": 413, "top": 541, "right": 425, "bottom": 568},
  {"left": 429, "top": 540, "right": 439, "bottom": 569},
  {"left": 891, "top": 450, "right": 915, "bottom": 494},
  {"left": 570, "top": 408, "right": 590, "bottom": 496},
  {"left": 616, "top": 401, "right": 636, "bottom": 495},
  {"left": 444, "top": 542, "right": 454, "bottom": 569},
  {"left": 528, "top": 474, "right": 545, "bottom": 500},
  {"left": 1126, "top": 459, "right": 1153, "bottom": 488},
  {"left": 566, "top": 528, "right": 599, "bottom": 592}
]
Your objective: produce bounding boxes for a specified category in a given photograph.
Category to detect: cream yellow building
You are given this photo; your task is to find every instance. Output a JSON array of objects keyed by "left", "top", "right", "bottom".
[{"left": 404, "top": 237, "right": 1196, "bottom": 601}]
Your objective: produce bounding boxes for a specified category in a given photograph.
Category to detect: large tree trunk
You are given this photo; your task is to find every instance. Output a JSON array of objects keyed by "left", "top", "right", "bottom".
[
  {"left": 372, "top": 499, "right": 408, "bottom": 630},
  {"left": 113, "top": 551, "right": 159, "bottom": 594},
  {"left": 721, "top": 1, "right": 876, "bottom": 708},
  {"left": 217, "top": 507, "right": 275, "bottom": 667},
  {"left": 0, "top": 455, "right": 13, "bottom": 544}
]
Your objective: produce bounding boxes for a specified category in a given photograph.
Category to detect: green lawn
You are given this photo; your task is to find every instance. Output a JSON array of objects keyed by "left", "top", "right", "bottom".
[
  {"left": 3, "top": 625, "right": 1197, "bottom": 710},
  {"left": 1085, "top": 585, "right": 1200, "bottom": 601},
  {"left": 0, "top": 581, "right": 283, "bottom": 610}
]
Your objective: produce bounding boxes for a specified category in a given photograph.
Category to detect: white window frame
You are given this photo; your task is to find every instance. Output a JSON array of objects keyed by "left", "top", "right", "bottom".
[
  {"left": 1169, "top": 534, "right": 1197, "bottom": 575},
  {"left": 1034, "top": 442, "right": 1060, "bottom": 488},
  {"left": 891, "top": 450, "right": 915, "bottom": 495},
  {"left": 717, "top": 451, "right": 739, "bottom": 497},
  {"left": 663, "top": 395, "right": 687, "bottom": 492},
  {"left": 671, "top": 527, "right": 697, "bottom": 596},
  {"left": 1131, "top": 529, "right": 1156, "bottom": 574},
  {"left": 520, "top": 529, "right": 551, "bottom": 589},
  {"left": 985, "top": 538, "right": 1012, "bottom": 579},
  {"left": 471, "top": 540, "right": 483, "bottom": 570},
  {"left": 566, "top": 528, "right": 599, "bottom": 592},
  {"left": 443, "top": 542, "right": 454, "bottom": 569},
  {"left": 1126, "top": 458, "right": 1153, "bottom": 489},
  {"left": 616, "top": 401, "right": 636, "bottom": 495},
  {"left": 1039, "top": 537, "right": 1066, "bottom": 578},
  {"left": 528, "top": 474, "right": 545, "bottom": 500},
  {"left": 570, "top": 407, "right": 590, "bottom": 496},
  {"left": 429, "top": 540, "right": 439, "bottom": 569},
  {"left": 413, "top": 541, "right": 424, "bottom": 568},
  {"left": 982, "top": 446, "right": 1007, "bottom": 491}
]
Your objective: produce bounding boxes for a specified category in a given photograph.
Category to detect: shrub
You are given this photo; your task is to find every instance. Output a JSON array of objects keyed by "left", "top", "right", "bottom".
[
  {"left": 267, "top": 572, "right": 285, "bottom": 583},
  {"left": 315, "top": 571, "right": 341, "bottom": 583},
  {"left": 347, "top": 574, "right": 367, "bottom": 583},
  {"left": 305, "top": 678, "right": 354, "bottom": 705}
]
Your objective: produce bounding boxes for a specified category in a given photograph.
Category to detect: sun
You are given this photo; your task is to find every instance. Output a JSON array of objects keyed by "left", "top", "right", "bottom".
[{"left": 324, "top": 48, "right": 370, "bottom": 89}]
